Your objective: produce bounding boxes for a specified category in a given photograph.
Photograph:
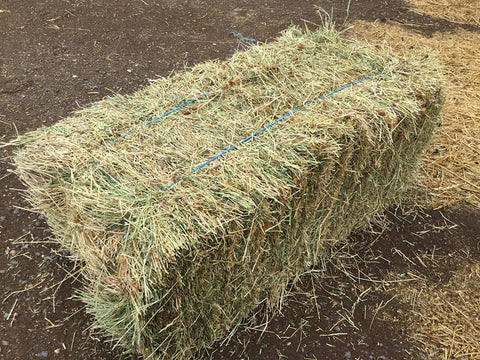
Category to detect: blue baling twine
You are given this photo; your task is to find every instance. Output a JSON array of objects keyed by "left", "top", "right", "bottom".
[
  {"left": 230, "top": 31, "right": 258, "bottom": 44},
  {"left": 161, "top": 74, "right": 375, "bottom": 191},
  {"left": 107, "top": 30, "right": 257, "bottom": 148},
  {"left": 105, "top": 86, "right": 222, "bottom": 147}
]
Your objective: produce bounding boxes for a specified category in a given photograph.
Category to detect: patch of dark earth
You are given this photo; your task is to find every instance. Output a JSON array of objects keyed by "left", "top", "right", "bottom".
[{"left": 1, "top": 0, "right": 479, "bottom": 359}]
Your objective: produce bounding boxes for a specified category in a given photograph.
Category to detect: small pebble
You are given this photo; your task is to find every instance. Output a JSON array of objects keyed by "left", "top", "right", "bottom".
[
  {"left": 1, "top": 340, "right": 8, "bottom": 346},
  {"left": 345, "top": 351, "right": 351, "bottom": 359},
  {"left": 334, "top": 326, "right": 341, "bottom": 332},
  {"left": 35, "top": 351, "right": 48, "bottom": 358},
  {"left": 13, "top": 208, "right": 20, "bottom": 215},
  {"left": 9, "top": 259, "right": 18, "bottom": 266}
]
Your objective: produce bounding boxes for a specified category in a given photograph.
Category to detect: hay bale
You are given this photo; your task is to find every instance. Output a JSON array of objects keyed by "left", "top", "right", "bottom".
[{"left": 8, "top": 25, "right": 443, "bottom": 359}]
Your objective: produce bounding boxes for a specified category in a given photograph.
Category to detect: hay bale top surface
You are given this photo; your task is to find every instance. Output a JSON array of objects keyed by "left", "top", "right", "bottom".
[{"left": 12, "top": 26, "right": 442, "bottom": 283}]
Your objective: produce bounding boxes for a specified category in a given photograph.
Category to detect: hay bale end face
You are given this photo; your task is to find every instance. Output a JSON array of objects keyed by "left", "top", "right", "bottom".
[{"left": 10, "top": 25, "right": 443, "bottom": 359}]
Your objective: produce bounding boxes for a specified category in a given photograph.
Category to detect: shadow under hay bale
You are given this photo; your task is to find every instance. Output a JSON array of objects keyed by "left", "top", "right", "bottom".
[{"left": 8, "top": 24, "right": 443, "bottom": 359}]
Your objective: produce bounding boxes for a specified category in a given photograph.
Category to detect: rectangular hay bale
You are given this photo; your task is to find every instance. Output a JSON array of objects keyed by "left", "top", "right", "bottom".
[{"left": 10, "top": 25, "right": 443, "bottom": 359}]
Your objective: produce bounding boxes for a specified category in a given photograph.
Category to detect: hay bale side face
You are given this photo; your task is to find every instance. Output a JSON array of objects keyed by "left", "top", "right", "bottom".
[{"left": 11, "top": 25, "right": 443, "bottom": 359}]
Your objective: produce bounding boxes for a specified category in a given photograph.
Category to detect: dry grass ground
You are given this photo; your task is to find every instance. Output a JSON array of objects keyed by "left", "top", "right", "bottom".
[
  {"left": 393, "top": 263, "right": 480, "bottom": 359},
  {"left": 407, "top": 0, "right": 480, "bottom": 26}
]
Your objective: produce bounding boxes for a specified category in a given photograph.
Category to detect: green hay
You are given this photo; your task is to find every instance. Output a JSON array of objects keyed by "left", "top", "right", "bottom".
[{"left": 8, "top": 24, "right": 443, "bottom": 359}]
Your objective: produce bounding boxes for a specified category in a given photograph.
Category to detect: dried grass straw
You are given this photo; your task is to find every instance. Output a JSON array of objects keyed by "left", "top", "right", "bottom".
[
  {"left": 349, "top": 21, "right": 480, "bottom": 209},
  {"left": 7, "top": 24, "right": 443, "bottom": 359},
  {"left": 393, "top": 263, "right": 480, "bottom": 359},
  {"left": 407, "top": 0, "right": 480, "bottom": 26}
]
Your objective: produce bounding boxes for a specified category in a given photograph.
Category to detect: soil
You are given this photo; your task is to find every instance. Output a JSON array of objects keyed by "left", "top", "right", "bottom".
[{"left": 0, "top": 1, "right": 479, "bottom": 359}]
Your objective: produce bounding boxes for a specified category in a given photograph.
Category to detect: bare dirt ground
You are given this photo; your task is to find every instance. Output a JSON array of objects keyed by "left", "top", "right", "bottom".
[{"left": 0, "top": 1, "right": 479, "bottom": 359}]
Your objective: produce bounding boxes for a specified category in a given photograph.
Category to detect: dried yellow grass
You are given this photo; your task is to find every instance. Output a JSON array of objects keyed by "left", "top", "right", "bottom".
[
  {"left": 407, "top": 0, "right": 480, "bottom": 26},
  {"left": 348, "top": 21, "right": 480, "bottom": 209},
  {"left": 394, "top": 263, "right": 480, "bottom": 359}
]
